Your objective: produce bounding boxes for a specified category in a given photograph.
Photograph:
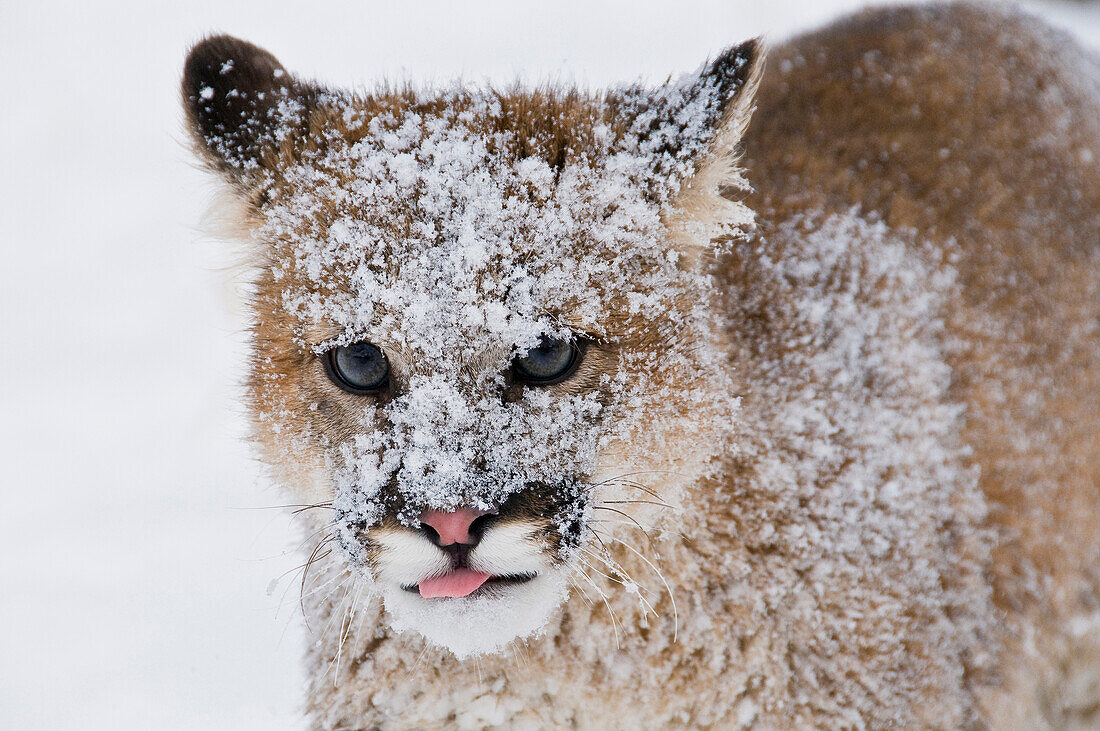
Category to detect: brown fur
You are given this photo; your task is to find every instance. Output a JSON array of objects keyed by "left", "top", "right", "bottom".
[
  {"left": 185, "top": 3, "right": 1100, "bottom": 727},
  {"left": 742, "top": 4, "right": 1100, "bottom": 724}
]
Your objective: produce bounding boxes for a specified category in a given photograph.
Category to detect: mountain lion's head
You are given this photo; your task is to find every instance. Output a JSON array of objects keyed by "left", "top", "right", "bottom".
[{"left": 183, "top": 35, "right": 760, "bottom": 657}]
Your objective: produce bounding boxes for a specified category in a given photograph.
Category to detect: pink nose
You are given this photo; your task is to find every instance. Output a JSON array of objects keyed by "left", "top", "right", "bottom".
[{"left": 419, "top": 508, "right": 491, "bottom": 546}]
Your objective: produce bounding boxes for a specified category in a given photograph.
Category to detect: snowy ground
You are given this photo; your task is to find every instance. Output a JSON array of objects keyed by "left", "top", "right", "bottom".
[{"left": 0, "top": 1, "right": 1097, "bottom": 729}]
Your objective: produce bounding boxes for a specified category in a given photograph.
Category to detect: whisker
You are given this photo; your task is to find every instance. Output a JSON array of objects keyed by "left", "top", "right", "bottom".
[
  {"left": 310, "top": 572, "right": 351, "bottom": 655},
  {"left": 299, "top": 559, "right": 351, "bottom": 606},
  {"left": 272, "top": 547, "right": 326, "bottom": 588},
  {"left": 591, "top": 517, "right": 688, "bottom": 545},
  {"left": 595, "top": 477, "right": 666, "bottom": 502},
  {"left": 513, "top": 641, "right": 531, "bottom": 673},
  {"left": 405, "top": 643, "right": 433, "bottom": 683},
  {"left": 318, "top": 585, "right": 354, "bottom": 684},
  {"left": 331, "top": 582, "right": 362, "bottom": 685},
  {"left": 601, "top": 499, "right": 679, "bottom": 510},
  {"left": 572, "top": 565, "right": 622, "bottom": 648},
  {"left": 585, "top": 469, "right": 690, "bottom": 491},
  {"left": 230, "top": 501, "right": 335, "bottom": 512},
  {"left": 567, "top": 576, "right": 597, "bottom": 608},
  {"left": 291, "top": 502, "right": 336, "bottom": 515},
  {"left": 598, "top": 533, "right": 679, "bottom": 643},
  {"left": 579, "top": 556, "right": 628, "bottom": 587},
  {"left": 585, "top": 530, "right": 645, "bottom": 605},
  {"left": 300, "top": 538, "right": 337, "bottom": 630},
  {"left": 591, "top": 506, "right": 653, "bottom": 542},
  {"left": 292, "top": 521, "right": 339, "bottom": 553},
  {"left": 276, "top": 536, "right": 337, "bottom": 622},
  {"left": 350, "top": 589, "right": 373, "bottom": 665},
  {"left": 581, "top": 548, "right": 658, "bottom": 620}
]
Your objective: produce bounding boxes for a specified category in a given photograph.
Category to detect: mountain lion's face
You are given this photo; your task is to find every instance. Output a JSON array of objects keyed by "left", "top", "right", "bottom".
[{"left": 183, "top": 36, "right": 758, "bottom": 656}]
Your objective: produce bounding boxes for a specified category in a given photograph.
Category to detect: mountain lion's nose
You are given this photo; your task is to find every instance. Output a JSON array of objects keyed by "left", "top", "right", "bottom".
[{"left": 419, "top": 508, "right": 491, "bottom": 546}]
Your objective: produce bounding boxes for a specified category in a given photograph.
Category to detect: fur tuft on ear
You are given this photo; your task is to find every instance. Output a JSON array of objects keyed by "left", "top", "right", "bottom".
[
  {"left": 181, "top": 35, "right": 314, "bottom": 182},
  {"left": 650, "top": 40, "right": 765, "bottom": 269}
]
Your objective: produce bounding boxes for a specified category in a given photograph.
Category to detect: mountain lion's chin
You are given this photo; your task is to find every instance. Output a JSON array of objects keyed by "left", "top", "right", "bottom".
[{"left": 379, "top": 571, "right": 569, "bottom": 659}]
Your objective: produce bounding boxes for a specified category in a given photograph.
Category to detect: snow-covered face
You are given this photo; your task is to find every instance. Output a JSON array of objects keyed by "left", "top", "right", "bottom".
[{"left": 183, "top": 36, "right": 759, "bottom": 656}]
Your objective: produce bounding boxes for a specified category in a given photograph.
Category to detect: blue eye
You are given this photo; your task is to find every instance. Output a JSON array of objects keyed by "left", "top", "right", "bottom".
[
  {"left": 513, "top": 335, "right": 582, "bottom": 385},
  {"left": 325, "top": 342, "right": 390, "bottom": 394}
]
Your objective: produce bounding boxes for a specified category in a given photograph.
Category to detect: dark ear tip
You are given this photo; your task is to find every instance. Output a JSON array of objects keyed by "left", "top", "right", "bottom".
[
  {"left": 182, "top": 34, "right": 300, "bottom": 172},
  {"left": 705, "top": 37, "right": 763, "bottom": 91},
  {"left": 182, "top": 34, "right": 286, "bottom": 106}
]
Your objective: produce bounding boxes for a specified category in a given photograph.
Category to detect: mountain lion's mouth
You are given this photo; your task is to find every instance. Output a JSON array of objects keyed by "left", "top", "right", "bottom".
[{"left": 403, "top": 570, "right": 538, "bottom": 598}]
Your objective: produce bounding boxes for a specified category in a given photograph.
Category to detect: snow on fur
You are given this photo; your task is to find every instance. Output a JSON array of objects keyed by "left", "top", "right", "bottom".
[
  {"left": 183, "top": 8, "right": 1100, "bottom": 724},
  {"left": 252, "top": 80, "right": 753, "bottom": 540},
  {"left": 185, "top": 51, "right": 762, "bottom": 657}
]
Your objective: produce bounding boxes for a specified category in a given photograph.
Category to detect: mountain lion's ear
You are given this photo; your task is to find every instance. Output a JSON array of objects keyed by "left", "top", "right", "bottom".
[
  {"left": 616, "top": 38, "right": 764, "bottom": 201},
  {"left": 688, "top": 38, "right": 763, "bottom": 155},
  {"left": 182, "top": 35, "right": 315, "bottom": 185}
]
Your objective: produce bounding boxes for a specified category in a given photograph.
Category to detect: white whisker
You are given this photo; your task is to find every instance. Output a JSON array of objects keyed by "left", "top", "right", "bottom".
[
  {"left": 581, "top": 547, "right": 658, "bottom": 620},
  {"left": 598, "top": 533, "right": 679, "bottom": 643},
  {"left": 572, "top": 564, "right": 622, "bottom": 648}
]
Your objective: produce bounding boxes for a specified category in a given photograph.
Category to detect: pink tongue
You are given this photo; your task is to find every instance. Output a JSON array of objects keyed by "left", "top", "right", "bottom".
[{"left": 419, "top": 569, "right": 491, "bottom": 598}]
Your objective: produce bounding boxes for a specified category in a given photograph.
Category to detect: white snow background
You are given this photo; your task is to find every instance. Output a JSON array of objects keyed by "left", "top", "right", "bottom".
[{"left": 1, "top": 1, "right": 1097, "bottom": 728}]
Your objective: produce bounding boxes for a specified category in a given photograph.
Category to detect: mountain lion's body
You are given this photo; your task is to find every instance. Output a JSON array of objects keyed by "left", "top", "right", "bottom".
[{"left": 184, "top": 3, "right": 1099, "bottom": 727}]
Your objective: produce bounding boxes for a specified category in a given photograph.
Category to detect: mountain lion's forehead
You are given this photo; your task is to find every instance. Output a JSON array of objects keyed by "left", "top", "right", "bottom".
[
  {"left": 260, "top": 97, "right": 700, "bottom": 349},
  {"left": 317, "top": 87, "right": 629, "bottom": 167}
]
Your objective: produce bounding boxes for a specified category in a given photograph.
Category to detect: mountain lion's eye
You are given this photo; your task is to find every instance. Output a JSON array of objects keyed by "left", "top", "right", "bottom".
[
  {"left": 513, "top": 335, "right": 582, "bottom": 386},
  {"left": 325, "top": 342, "right": 390, "bottom": 394}
]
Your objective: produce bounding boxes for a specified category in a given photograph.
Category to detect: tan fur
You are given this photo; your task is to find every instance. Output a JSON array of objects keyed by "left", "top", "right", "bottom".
[
  {"left": 187, "top": 3, "right": 1100, "bottom": 727},
  {"left": 743, "top": 4, "right": 1100, "bottom": 725}
]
